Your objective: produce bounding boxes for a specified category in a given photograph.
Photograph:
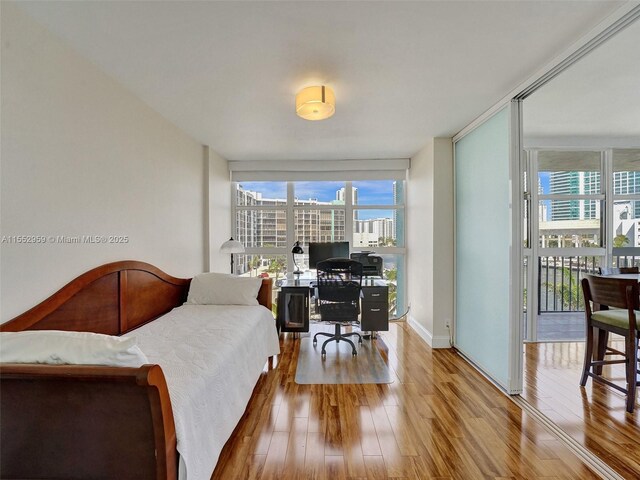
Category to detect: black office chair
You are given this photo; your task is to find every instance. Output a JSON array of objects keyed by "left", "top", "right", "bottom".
[{"left": 313, "top": 258, "right": 363, "bottom": 356}]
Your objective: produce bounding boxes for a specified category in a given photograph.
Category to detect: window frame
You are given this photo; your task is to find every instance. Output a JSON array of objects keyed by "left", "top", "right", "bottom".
[
  {"left": 231, "top": 180, "right": 407, "bottom": 315},
  {"left": 535, "top": 149, "right": 606, "bottom": 250},
  {"left": 232, "top": 180, "right": 406, "bottom": 258},
  {"left": 610, "top": 149, "right": 640, "bottom": 265}
]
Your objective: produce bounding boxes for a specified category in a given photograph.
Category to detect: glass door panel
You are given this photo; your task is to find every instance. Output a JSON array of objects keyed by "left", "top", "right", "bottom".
[{"left": 455, "top": 106, "right": 515, "bottom": 390}]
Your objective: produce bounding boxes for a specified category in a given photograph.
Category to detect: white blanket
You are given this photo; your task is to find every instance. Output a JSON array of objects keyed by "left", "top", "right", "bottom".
[{"left": 125, "top": 304, "right": 280, "bottom": 480}]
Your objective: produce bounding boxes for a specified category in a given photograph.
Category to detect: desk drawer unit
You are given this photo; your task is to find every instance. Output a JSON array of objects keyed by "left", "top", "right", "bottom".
[
  {"left": 277, "top": 286, "right": 310, "bottom": 333},
  {"left": 362, "top": 288, "right": 386, "bottom": 303},
  {"left": 361, "top": 285, "right": 389, "bottom": 331}
]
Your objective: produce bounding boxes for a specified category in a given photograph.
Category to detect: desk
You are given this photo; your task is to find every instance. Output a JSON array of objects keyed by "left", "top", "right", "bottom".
[{"left": 277, "top": 275, "right": 389, "bottom": 333}]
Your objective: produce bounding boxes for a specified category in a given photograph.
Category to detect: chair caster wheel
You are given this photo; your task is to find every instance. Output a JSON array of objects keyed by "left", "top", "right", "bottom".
[
  {"left": 352, "top": 350, "right": 357, "bottom": 356},
  {"left": 321, "top": 350, "right": 326, "bottom": 357}
]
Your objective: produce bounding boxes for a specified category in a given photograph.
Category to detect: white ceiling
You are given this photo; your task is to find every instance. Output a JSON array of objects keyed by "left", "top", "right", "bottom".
[
  {"left": 15, "top": 1, "right": 626, "bottom": 161},
  {"left": 524, "top": 16, "right": 640, "bottom": 145}
]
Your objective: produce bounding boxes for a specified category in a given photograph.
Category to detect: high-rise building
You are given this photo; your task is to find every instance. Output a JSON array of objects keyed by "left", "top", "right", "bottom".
[
  {"left": 549, "top": 169, "right": 640, "bottom": 221},
  {"left": 544, "top": 167, "right": 640, "bottom": 248},
  {"left": 235, "top": 184, "right": 401, "bottom": 271},
  {"left": 392, "top": 181, "right": 404, "bottom": 242},
  {"left": 235, "top": 185, "right": 348, "bottom": 273},
  {"left": 613, "top": 171, "right": 640, "bottom": 217},
  {"left": 549, "top": 171, "right": 599, "bottom": 220},
  {"left": 335, "top": 187, "right": 358, "bottom": 205},
  {"left": 353, "top": 217, "right": 395, "bottom": 247},
  {"left": 537, "top": 181, "right": 547, "bottom": 221}
]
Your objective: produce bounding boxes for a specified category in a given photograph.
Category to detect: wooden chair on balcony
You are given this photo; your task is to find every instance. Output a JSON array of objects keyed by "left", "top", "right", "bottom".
[
  {"left": 581, "top": 274, "right": 640, "bottom": 413},
  {"left": 598, "top": 266, "right": 640, "bottom": 275}
]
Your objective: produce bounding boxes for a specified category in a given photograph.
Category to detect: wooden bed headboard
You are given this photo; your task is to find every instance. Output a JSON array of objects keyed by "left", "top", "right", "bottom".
[{"left": 1, "top": 261, "right": 273, "bottom": 335}]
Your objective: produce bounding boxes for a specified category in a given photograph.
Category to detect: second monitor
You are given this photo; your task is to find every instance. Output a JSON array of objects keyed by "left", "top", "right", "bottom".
[{"left": 308, "top": 241, "right": 350, "bottom": 269}]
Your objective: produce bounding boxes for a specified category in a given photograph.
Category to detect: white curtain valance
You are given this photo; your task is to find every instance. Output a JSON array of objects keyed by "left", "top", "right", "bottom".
[{"left": 229, "top": 159, "right": 409, "bottom": 182}]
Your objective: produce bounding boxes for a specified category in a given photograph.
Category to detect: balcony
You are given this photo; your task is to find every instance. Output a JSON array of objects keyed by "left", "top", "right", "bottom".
[{"left": 536, "top": 254, "right": 640, "bottom": 341}]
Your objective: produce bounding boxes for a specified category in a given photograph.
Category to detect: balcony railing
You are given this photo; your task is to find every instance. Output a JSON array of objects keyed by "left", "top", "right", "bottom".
[
  {"left": 538, "top": 256, "right": 600, "bottom": 313},
  {"left": 538, "top": 253, "right": 640, "bottom": 313},
  {"left": 612, "top": 252, "right": 640, "bottom": 268}
]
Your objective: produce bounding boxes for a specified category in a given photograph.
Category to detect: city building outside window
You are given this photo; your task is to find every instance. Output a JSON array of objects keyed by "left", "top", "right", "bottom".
[
  {"left": 612, "top": 149, "right": 640, "bottom": 266},
  {"left": 232, "top": 180, "right": 406, "bottom": 316}
]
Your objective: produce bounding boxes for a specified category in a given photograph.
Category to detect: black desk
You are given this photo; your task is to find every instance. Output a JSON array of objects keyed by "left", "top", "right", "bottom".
[{"left": 277, "top": 276, "right": 389, "bottom": 333}]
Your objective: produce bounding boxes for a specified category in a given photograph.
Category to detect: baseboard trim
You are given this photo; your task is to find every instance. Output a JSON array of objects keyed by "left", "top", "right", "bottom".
[
  {"left": 407, "top": 316, "right": 450, "bottom": 349},
  {"left": 431, "top": 334, "right": 450, "bottom": 349}
]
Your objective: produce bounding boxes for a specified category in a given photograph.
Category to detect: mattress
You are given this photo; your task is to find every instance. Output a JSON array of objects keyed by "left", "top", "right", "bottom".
[{"left": 125, "top": 304, "right": 280, "bottom": 480}]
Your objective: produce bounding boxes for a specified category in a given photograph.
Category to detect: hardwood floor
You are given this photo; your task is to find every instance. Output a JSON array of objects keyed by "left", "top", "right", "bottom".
[
  {"left": 523, "top": 341, "right": 640, "bottom": 479},
  {"left": 212, "top": 323, "right": 599, "bottom": 479}
]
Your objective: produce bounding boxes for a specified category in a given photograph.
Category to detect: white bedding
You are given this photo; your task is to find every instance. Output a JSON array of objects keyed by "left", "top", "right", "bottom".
[{"left": 125, "top": 304, "right": 280, "bottom": 480}]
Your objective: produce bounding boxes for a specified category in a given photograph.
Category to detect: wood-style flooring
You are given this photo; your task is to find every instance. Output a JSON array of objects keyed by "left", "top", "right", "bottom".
[
  {"left": 523, "top": 341, "right": 640, "bottom": 479},
  {"left": 211, "top": 323, "right": 599, "bottom": 479}
]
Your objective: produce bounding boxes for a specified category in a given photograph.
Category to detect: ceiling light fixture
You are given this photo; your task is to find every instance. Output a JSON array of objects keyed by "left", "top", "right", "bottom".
[{"left": 295, "top": 85, "right": 335, "bottom": 121}]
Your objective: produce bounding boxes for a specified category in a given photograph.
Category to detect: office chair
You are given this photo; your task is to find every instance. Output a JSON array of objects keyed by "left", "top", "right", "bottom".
[{"left": 313, "top": 258, "right": 363, "bottom": 356}]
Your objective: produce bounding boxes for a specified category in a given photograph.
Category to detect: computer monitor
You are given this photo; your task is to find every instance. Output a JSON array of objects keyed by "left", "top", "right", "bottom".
[{"left": 308, "top": 242, "right": 349, "bottom": 269}]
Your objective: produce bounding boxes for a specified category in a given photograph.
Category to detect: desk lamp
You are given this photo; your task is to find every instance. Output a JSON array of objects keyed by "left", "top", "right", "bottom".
[
  {"left": 220, "top": 237, "right": 245, "bottom": 274},
  {"left": 291, "top": 241, "right": 304, "bottom": 276}
]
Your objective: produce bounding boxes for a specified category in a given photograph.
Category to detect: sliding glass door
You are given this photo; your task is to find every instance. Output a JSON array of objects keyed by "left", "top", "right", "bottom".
[
  {"left": 524, "top": 148, "right": 640, "bottom": 342},
  {"left": 454, "top": 103, "right": 523, "bottom": 393}
]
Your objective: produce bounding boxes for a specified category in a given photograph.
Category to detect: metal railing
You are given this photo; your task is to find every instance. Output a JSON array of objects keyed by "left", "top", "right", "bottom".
[
  {"left": 538, "top": 253, "right": 640, "bottom": 314},
  {"left": 612, "top": 254, "right": 640, "bottom": 268},
  {"left": 538, "top": 256, "right": 600, "bottom": 313}
]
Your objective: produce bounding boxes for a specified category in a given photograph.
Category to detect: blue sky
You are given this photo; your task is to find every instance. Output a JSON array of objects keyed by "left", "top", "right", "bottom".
[
  {"left": 238, "top": 181, "right": 397, "bottom": 220},
  {"left": 539, "top": 172, "right": 550, "bottom": 194}
]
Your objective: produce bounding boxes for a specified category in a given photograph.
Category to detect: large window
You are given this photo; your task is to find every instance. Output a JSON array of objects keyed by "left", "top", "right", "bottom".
[
  {"left": 524, "top": 148, "right": 639, "bottom": 343},
  {"left": 612, "top": 148, "right": 640, "bottom": 267},
  {"left": 232, "top": 180, "right": 407, "bottom": 316},
  {"left": 537, "top": 151, "right": 603, "bottom": 248}
]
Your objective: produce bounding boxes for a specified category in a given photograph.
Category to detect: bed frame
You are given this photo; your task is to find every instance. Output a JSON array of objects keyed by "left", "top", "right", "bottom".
[{"left": 0, "top": 261, "right": 273, "bottom": 480}]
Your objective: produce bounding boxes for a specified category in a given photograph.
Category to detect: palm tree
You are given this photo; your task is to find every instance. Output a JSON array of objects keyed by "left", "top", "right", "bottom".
[
  {"left": 377, "top": 237, "right": 396, "bottom": 247},
  {"left": 385, "top": 267, "right": 398, "bottom": 313},
  {"left": 544, "top": 266, "right": 584, "bottom": 310},
  {"left": 613, "top": 234, "right": 630, "bottom": 248},
  {"left": 248, "top": 256, "right": 261, "bottom": 277},
  {"left": 267, "top": 258, "right": 286, "bottom": 281},
  {"left": 385, "top": 267, "right": 397, "bottom": 282}
]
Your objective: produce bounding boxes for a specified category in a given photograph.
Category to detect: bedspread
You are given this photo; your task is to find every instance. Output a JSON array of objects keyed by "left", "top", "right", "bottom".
[{"left": 126, "top": 304, "right": 280, "bottom": 480}]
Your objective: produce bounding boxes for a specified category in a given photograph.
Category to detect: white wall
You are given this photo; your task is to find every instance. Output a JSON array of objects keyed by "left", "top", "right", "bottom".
[
  {"left": 406, "top": 138, "right": 454, "bottom": 348},
  {"left": 0, "top": 4, "right": 207, "bottom": 322},
  {"left": 206, "top": 147, "right": 232, "bottom": 273}
]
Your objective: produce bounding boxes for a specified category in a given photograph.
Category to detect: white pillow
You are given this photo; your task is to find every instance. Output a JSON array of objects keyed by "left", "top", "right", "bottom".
[
  {"left": 186, "top": 272, "right": 262, "bottom": 306},
  {"left": 0, "top": 330, "right": 149, "bottom": 367}
]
